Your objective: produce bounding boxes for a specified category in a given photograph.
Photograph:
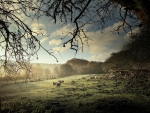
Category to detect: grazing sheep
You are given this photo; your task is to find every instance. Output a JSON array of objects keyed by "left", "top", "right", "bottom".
[
  {"left": 58, "top": 80, "right": 64, "bottom": 83},
  {"left": 90, "top": 76, "right": 95, "bottom": 79},
  {"left": 82, "top": 77, "right": 86, "bottom": 79},
  {"left": 109, "top": 75, "right": 116, "bottom": 79},
  {"left": 95, "top": 76, "right": 99, "bottom": 79},
  {"left": 56, "top": 82, "right": 61, "bottom": 87},
  {"left": 53, "top": 82, "right": 57, "bottom": 85},
  {"left": 71, "top": 80, "right": 76, "bottom": 84}
]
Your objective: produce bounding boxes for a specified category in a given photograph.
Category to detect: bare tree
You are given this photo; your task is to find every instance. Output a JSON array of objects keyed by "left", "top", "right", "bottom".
[
  {"left": 38, "top": 0, "right": 146, "bottom": 53},
  {"left": 0, "top": 0, "right": 58, "bottom": 68},
  {"left": 22, "top": 61, "right": 33, "bottom": 83},
  {"left": 0, "top": 0, "right": 149, "bottom": 68},
  {"left": 4, "top": 61, "right": 21, "bottom": 83}
]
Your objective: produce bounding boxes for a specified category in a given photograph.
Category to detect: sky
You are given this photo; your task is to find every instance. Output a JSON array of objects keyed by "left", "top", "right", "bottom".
[
  {"left": 0, "top": 1, "right": 139, "bottom": 64},
  {"left": 29, "top": 20, "right": 127, "bottom": 64},
  {"left": 18, "top": 15, "right": 131, "bottom": 64}
]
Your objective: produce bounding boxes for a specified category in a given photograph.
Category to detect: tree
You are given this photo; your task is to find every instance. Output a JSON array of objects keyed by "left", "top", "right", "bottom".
[
  {"left": 0, "top": 0, "right": 149, "bottom": 68},
  {"left": 32, "top": 63, "right": 43, "bottom": 80},
  {"left": 123, "top": 27, "right": 150, "bottom": 70},
  {"left": 44, "top": 68, "right": 51, "bottom": 80},
  {"left": 87, "top": 61, "right": 103, "bottom": 74},
  {"left": 53, "top": 66, "right": 60, "bottom": 78},
  {"left": 67, "top": 58, "right": 89, "bottom": 67},
  {"left": 0, "top": 0, "right": 58, "bottom": 68},
  {"left": 22, "top": 61, "right": 33, "bottom": 83},
  {"left": 4, "top": 61, "right": 22, "bottom": 83},
  {"left": 66, "top": 58, "right": 89, "bottom": 74},
  {"left": 111, "top": 0, "right": 150, "bottom": 26},
  {"left": 60, "top": 64, "right": 75, "bottom": 77}
]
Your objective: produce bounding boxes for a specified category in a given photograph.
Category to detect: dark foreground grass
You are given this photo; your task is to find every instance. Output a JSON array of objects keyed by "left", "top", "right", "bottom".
[{"left": 1, "top": 96, "right": 150, "bottom": 113}]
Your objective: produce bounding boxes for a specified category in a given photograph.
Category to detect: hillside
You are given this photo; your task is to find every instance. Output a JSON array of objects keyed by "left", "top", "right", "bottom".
[
  {"left": 32, "top": 63, "right": 62, "bottom": 71},
  {"left": 0, "top": 74, "right": 150, "bottom": 113}
]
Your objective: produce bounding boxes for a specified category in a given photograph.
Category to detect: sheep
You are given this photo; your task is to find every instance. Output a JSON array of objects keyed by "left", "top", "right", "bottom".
[
  {"left": 90, "top": 76, "right": 95, "bottom": 79},
  {"left": 53, "top": 82, "right": 57, "bottom": 85},
  {"left": 109, "top": 75, "right": 116, "bottom": 79},
  {"left": 82, "top": 77, "right": 86, "bottom": 79},
  {"left": 56, "top": 82, "right": 61, "bottom": 87},
  {"left": 58, "top": 80, "right": 64, "bottom": 83},
  {"left": 71, "top": 80, "right": 75, "bottom": 84},
  {"left": 95, "top": 76, "right": 99, "bottom": 79}
]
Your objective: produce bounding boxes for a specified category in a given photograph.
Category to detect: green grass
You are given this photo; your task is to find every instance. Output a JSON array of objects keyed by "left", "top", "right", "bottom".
[{"left": 0, "top": 74, "right": 150, "bottom": 113}]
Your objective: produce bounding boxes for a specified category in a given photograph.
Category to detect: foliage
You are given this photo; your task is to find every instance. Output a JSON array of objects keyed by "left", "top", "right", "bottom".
[
  {"left": 87, "top": 61, "right": 103, "bottom": 74},
  {"left": 103, "top": 50, "right": 134, "bottom": 71},
  {"left": 44, "top": 68, "right": 51, "bottom": 80},
  {"left": 111, "top": 0, "right": 150, "bottom": 26},
  {"left": 102, "top": 27, "right": 150, "bottom": 71},
  {"left": 59, "top": 63, "right": 75, "bottom": 77},
  {"left": 101, "top": 27, "right": 150, "bottom": 95},
  {"left": 53, "top": 66, "right": 60, "bottom": 77},
  {"left": 67, "top": 58, "right": 89, "bottom": 67},
  {"left": 32, "top": 63, "right": 43, "bottom": 80},
  {"left": 67, "top": 58, "right": 103, "bottom": 74},
  {"left": 123, "top": 27, "right": 150, "bottom": 69}
]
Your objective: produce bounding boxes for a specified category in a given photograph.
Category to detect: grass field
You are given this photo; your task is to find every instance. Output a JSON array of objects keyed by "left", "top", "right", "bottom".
[{"left": 0, "top": 74, "right": 150, "bottom": 113}]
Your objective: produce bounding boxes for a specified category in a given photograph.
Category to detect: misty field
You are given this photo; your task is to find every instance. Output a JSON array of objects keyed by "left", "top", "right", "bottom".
[{"left": 0, "top": 74, "right": 150, "bottom": 113}]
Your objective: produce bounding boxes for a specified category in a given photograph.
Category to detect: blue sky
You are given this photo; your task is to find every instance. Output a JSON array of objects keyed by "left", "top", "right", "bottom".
[
  {"left": 0, "top": 1, "right": 139, "bottom": 64},
  {"left": 0, "top": 14, "right": 136, "bottom": 64},
  {"left": 28, "top": 20, "right": 128, "bottom": 64}
]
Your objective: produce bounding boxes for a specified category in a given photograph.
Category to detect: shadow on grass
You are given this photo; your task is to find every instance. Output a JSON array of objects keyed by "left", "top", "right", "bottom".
[
  {"left": 1, "top": 96, "right": 150, "bottom": 113},
  {"left": 94, "top": 97, "right": 150, "bottom": 113}
]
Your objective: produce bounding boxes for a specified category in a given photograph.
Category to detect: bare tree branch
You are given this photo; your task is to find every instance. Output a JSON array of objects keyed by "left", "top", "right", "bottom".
[{"left": 0, "top": 0, "right": 148, "bottom": 71}]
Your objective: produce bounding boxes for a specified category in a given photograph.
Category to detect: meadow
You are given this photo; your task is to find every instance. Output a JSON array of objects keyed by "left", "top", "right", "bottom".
[{"left": 0, "top": 74, "right": 150, "bottom": 113}]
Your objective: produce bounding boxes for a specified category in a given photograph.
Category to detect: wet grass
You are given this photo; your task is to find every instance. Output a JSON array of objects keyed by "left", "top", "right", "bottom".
[{"left": 0, "top": 74, "right": 150, "bottom": 113}]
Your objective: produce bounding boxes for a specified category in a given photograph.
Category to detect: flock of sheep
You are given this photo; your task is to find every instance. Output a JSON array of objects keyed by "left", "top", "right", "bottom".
[
  {"left": 52, "top": 75, "right": 100, "bottom": 87},
  {"left": 52, "top": 71, "right": 132, "bottom": 88},
  {"left": 53, "top": 80, "right": 64, "bottom": 87},
  {"left": 52, "top": 70, "right": 150, "bottom": 89}
]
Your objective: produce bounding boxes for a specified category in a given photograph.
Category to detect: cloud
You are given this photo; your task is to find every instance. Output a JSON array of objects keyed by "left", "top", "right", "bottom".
[
  {"left": 49, "top": 39, "right": 62, "bottom": 46},
  {"left": 51, "top": 24, "right": 74, "bottom": 37},
  {"left": 40, "top": 37, "right": 48, "bottom": 43},
  {"left": 49, "top": 21, "right": 126, "bottom": 62},
  {"left": 86, "top": 23, "right": 123, "bottom": 52},
  {"left": 31, "top": 22, "right": 46, "bottom": 35},
  {"left": 89, "top": 45, "right": 107, "bottom": 54},
  {"left": 84, "top": 22, "right": 125, "bottom": 61},
  {"left": 103, "top": 21, "right": 124, "bottom": 33}
]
